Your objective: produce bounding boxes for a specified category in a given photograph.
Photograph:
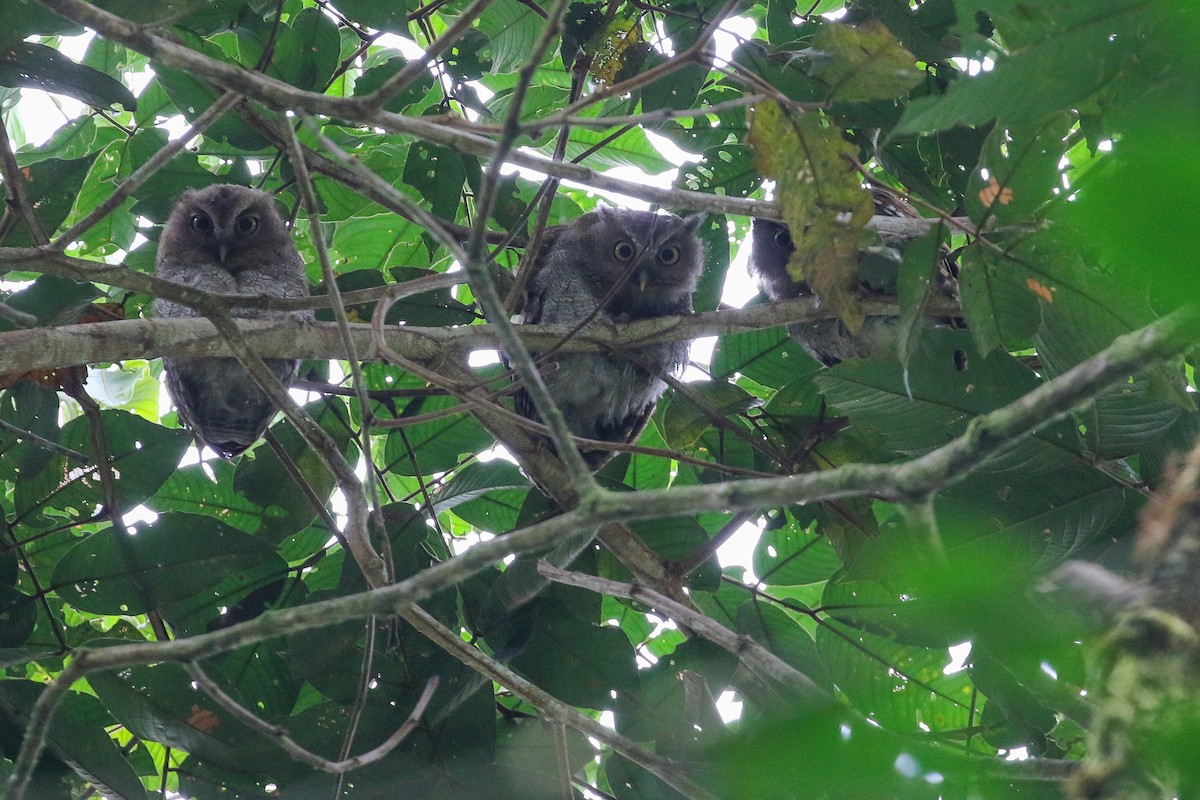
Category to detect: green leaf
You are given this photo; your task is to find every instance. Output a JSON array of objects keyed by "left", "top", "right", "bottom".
[
  {"left": 402, "top": 135, "right": 467, "bottom": 223},
  {"left": 892, "top": 3, "right": 1141, "bottom": 135},
  {"left": 318, "top": 266, "right": 475, "bottom": 327},
  {"left": 957, "top": 240, "right": 1043, "bottom": 353},
  {"left": 661, "top": 381, "right": 758, "bottom": 449},
  {"left": 816, "top": 616, "right": 973, "bottom": 732},
  {"left": 0, "top": 682, "right": 149, "bottom": 800},
  {"left": 562, "top": 125, "right": 673, "bottom": 172},
  {"left": 354, "top": 55, "right": 436, "bottom": 113},
  {"left": 0, "top": 41, "right": 135, "bottom": 110},
  {"left": 675, "top": 144, "right": 761, "bottom": 199},
  {"left": 737, "top": 601, "right": 835, "bottom": 694},
  {"left": 478, "top": 0, "right": 547, "bottom": 74},
  {"left": 964, "top": 114, "right": 1071, "bottom": 226},
  {"left": 53, "top": 512, "right": 284, "bottom": 616},
  {"left": 810, "top": 20, "right": 923, "bottom": 102},
  {"left": 509, "top": 600, "right": 640, "bottom": 710},
  {"left": 816, "top": 329, "right": 1081, "bottom": 472},
  {"left": 935, "top": 466, "right": 1129, "bottom": 571},
  {"left": 0, "top": 586, "right": 36, "bottom": 646},
  {"left": 153, "top": 33, "right": 268, "bottom": 149},
  {"left": 0, "top": 273, "right": 99, "bottom": 333},
  {"left": 383, "top": 394, "right": 496, "bottom": 476},
  {"left": 0, "top": 155, "right": 96, "bottom": 247},
  {"left": 14, "top": 410, "right": 190, "bottom": 524},
  {"left": 1035, "top": 269, "right": 1186, "bottom": 458},
  {"left": 268, "top": 7, "right": 341, "bottom": 91},
  {"left": 234, "top": 400, "right": 357, "bottom": 542},
  {"left": 711, "top": 323, "right": 822, "bottom": 389},
  {"left": 331, "top": 213, "right": 428, "bottom": 273},
  {"left": 433, "top": 461, "right": 531, "bottom": 534},
  {"left": 330, "top": 0, "right": 416, "bottom": 32},
  {"left": 147, "top": 460, "right": 270, "bottom": 533},
  {"left": 90, "top": 660, "right": 303, "bottom": 778},
  {"left": 754, "top": 515, "right": 841, "bottom": 586}
]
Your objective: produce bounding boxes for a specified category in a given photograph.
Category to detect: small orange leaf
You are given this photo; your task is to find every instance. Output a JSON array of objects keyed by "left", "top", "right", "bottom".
[
  {"left": 1026, "top": 277, "right": 1054, "bottom": 303},
  {"left": 187, "top": 705, "right": 221, "bottom": 733},
  {"left": 978, "top": 176, "right": 1014, "bottom": 207}
]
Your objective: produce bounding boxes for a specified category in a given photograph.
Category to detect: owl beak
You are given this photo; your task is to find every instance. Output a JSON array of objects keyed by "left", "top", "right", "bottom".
[
  {"left": 637, "top": 270, "right": 650, "bottom": 293},
  {"left": 217, "top": 242, "right": 230, "bottom": 264}
]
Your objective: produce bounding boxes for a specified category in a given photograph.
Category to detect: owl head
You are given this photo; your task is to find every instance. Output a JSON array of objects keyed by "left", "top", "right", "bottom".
[
  {"left": 160, "top": 184, "right": 291, "bottom": 271},
  {"left": 560, "top": 207, "right": 705, "bottom": 313},
  {"left": 748, "top": 218, "right": 813, "bottom": 302}
]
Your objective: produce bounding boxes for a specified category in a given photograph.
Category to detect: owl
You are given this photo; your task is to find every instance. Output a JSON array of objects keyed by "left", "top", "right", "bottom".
[
  {"left": 749, "top": 189, "right": 960, "bottom": 366},
  {"left": 155, "top": 184, "right": 314, "bottom": 458},
  {"left": 516, "top": 207, "right": 705, "bottom": 468}
]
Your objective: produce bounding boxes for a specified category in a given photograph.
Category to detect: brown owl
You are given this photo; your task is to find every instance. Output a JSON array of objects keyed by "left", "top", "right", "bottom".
[
  {"left": 749, "top": 188, "right": 960, "bottom": 365},
  {"left": 155, "top": 184, "right": 313, "bottom": 458},
  {"left": 515, "top": 207, "right": 705, "bottom": 467}
]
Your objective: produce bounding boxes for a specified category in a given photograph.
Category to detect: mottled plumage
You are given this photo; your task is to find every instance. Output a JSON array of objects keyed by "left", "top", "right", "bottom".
[
  {"left": 516, "top": 207, "right": 704, "bottom": 467},
  {"left": 749, "top": 189, "right": 960, "bottom": 365},
  {"left": 155, "top": 184, "right": 313, "bottom": 458}
]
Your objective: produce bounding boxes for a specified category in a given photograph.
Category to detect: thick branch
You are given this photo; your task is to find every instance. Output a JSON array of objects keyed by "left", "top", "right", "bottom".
[{"left": 0, "top": 294, "right": 957, "bottom": 374}]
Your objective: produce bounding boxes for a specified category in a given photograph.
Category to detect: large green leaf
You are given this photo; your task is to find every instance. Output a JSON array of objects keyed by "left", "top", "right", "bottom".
[
  {"left": 816, "top": 615, "right": 973, "bottom": 733},
  {"left": 0, "top": 41, "right": 135, "bottom": 110},
  {"left": 432, "top": 461, "right": 531, "bottom": 534},
  {"left": 753, "top": 513, "right": 841, "bottom": 587},
  {"left": 711, "top": 324, "right": 822, "bottom": 389},
  {"left": 0, "top": 156, "right": 96, "bottom": 248},
  {"left": 233, "top": 400, "right": 357, "bottom": 543},
  {"left": 52, "top": 512, "right": 285, "bottom": 617},
  {"left": 816, "top": 328, "right": 1081, "bottom": 472},
  {"left": 14, "top": 410, "right": 190, "bottom": 524},
  {"left": 383, "top": 394, "right": 495, "bottom": 476},
  {"left": 0, "top": 682, "right": 149, "bottom": 800},
  {"left": 893, "top": 0, "right": 1145, "bottom": 135},
  {"left": 509, "top": 598, "right": 641, "bottom": 710}
]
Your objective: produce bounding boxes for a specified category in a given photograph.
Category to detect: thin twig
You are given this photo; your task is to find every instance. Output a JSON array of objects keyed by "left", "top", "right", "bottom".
[
  {"left": 187, "top": 663, "right": 438, "bottom": 773},
  {"left": 0, "top": 114, "right": 49, "bottom": 244},
  {"left": 280, "top": 119, "right": 391, "bottom": 583},
  {"left": 0, "top": 416, "right": 89, "bottom": 462},
  {"left": 539, "top": 562, "right": 833, "bottom": 705}
]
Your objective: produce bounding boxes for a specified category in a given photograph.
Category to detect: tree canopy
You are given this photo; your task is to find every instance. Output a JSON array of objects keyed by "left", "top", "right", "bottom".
[{"left": 1, "top": 0, "right": 1198, "bottom": 798}]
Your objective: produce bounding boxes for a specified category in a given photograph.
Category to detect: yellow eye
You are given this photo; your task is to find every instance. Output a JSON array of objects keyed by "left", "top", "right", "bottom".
[
  {"left": 190, "top": 214, "right": 212, "bottom": 233},
  {"left": 658, "top": 245, "right": 681, "bottom": 266},
  {"left": 236, "top": 214, "right": 259, "bottom": 234},
  {"left": 613, "top": 241, "right": 636, "bottom": 261}
]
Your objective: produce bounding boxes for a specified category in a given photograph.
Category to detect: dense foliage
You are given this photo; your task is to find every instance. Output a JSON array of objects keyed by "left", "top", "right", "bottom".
[{"left": 0, "top": 0, "right": 1198, "bottom": 798}]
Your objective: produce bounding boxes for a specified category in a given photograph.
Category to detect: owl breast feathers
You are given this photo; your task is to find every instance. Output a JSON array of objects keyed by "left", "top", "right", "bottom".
[
  {"left": 516, "top": 207, "right": 705, "bottom": 468},
  {"left": 154, "top": 184, "right": 314, "bottom": 458},
  {"left": 748, "top": 188, "right": 961, "bottom": 366}
]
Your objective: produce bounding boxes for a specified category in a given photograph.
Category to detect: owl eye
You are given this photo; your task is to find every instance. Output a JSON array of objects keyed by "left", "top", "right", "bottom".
[
  {"left": 772, "top": 229, "right": 792, "bottom": 250},
  {"left": 236, "top": 214, "right": 259, "bottom": 234},
  {"left": 190, "top": 214, "right": 212, "bottom": 233},
  {"left": 613, "top": 241, "right": 637, "bottom": 262},
  {"left": 657, "top": 245, "right": 681, "bottom": 266}
]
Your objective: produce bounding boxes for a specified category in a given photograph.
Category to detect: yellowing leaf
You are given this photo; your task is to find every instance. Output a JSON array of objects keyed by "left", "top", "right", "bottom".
[
  {"left": 589, "top": 19, "right": 644, "bottom": 84},
  {"left": 749, "top": 101, "right": 873, "bottom": 331}
]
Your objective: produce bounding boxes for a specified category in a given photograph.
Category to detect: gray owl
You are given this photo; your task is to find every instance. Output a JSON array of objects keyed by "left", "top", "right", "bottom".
[
  {"left": 516, "top": 207, "right": 705, "bottom": 468},
  {"left": 155, "top": 184, "right": 314, "bottom": 458},
  {"left": 749, "top": 189, "right": 960, "bottom": 366}
]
